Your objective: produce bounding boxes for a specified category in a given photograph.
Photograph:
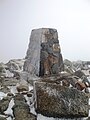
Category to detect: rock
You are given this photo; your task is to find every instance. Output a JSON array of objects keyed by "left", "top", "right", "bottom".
[
  {"left": 34, "top": 81, "right": 89, "bottom": 118},
  {"left": 63, "top": 59, "right": 76, "bottom": 75},
  {"left": 62, "top": 79, "right": 70, "bottom": 87},
  {"left": 64, "top": 65, "right": 75, "bottom": 75},
  {"left": 13, "top": 94, "right": 37, "bottom": 120},
  {"left": 82, "top": 76, "right": 90, "bottom": 87},
  {"left": 20, "top": 71, "right": 28, "bottom": 81},
  {"left": 6, "top": 59, "right": 25, "bottom": 72},
  {"left": 7, "top": 92, "right": 14, "bottom": 97},
  {"left": 0, "top": 86, "right": 10, "bottom": 93},
  {"left": 13, "top": 70, "right": 21, "bottom": 79},
  {"left": 67, "top": 76, "right": 78, "bottom": 87},
  {"left": 0, "top": 62, "right": 14, "bottom": 78},
  {"left": 74, "top": 70, "right": 86, "bottom": 78},
  {"left": 0, "top": 97, "right": 11, "bottom": 114},
  {"left": 0, "top": 59, "right": 25, "bottom": 79},
  {"left": 72, "top": 60, "right": 90, "bottom": 70},
  {"left": 72, "top": 60, "right": 84, "bottom": 70},
  {"left": 74, "top": 70, "right": 90, "bottom": 89},
  {"left": 27, "top": 92, "right": 33, "bottom": 97},
  {"left": 0, "top": 63, "right": 8, "bottom": 73},
  {"left": 2, "top": 78, "right": 19, "bottom": 86},
  {"left": 0, "top": 76, "right": 4, "bottom": 85},
  {"left": 0, "top": 117, "right": 7, "bottom": 120},
  {"left": 75, "top": 81, "right": 86, "bottom": 91},
  {"left": 27, "top": 74, "right": 40, "bottom": 86},
  {"left": 19, "top": 71, "right": 40, "bottom": 86},
  {"left": 85, "top": 88, "right": 90, "bottom": 93},
  {"left": 16, "top": 81, "right": 29, "bottom": 92},
  {"left": 13, "top": 108, "right": 37, "bottom": 120},
  {"left": 64, "top": 59, "right": 73, "bottom": 67},
  {"left": 14, "top": 94, "right": 27, "bottom": 103},
  {"left": 24, "top": 28, "right": 64, "bottom": 76},
  {"left": 0, "top": 71, "right": 14, "bottom": 78},
  {"left": 4, "top": 70, "right": 14, "bottom": 78},
  {"left": 16, "top": 85, "right": 29, "bottom": 92},
  {"left": 64, "top": 59, "right": 76, "bottom": 71},
  {"left": 86, "top": 117, "right": 90, "bottom": 120}
]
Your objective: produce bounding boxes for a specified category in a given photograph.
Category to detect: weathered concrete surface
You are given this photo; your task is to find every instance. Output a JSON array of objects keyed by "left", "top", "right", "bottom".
[
  {"left": 24, "top": 28, "right": 63, "bottom": 76},
  {"left": 34, "top": 81, "right": 89, "bottom": 118}
]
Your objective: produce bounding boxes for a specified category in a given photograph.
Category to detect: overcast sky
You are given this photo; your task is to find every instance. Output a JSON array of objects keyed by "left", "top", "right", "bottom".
[{"left": 0, "top": 0, "right": 90, "bottom": 63}]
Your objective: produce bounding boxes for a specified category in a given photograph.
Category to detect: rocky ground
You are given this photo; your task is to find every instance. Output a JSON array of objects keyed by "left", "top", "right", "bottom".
[
  {"left": 0, "top": 27, "right": 90, "bottom": 120},
  {"left": 0, "top": 58, "right": 90, "bottom": 120}
]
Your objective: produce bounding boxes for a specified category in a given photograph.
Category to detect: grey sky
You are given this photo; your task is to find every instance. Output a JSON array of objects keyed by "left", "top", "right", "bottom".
[{"left": 0, "top": 0, "right": 90, "bottom": 63}]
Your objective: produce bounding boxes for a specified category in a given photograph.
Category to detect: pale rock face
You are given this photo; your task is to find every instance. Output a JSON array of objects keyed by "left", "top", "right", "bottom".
[{"left": 24, "top": 28, "right": 64, "bottom": 76}]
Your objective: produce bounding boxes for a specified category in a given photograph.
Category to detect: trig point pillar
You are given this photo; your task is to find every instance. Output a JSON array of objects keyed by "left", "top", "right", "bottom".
[{"left": 24, "top": 28, "right": 64, "bottom": 76}]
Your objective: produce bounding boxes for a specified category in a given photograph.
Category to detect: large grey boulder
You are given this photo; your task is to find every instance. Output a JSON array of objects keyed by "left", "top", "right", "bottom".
[
  {"left": 34, "top": 81, "right": 89, "bottom": 118},
  {"left": 24, "top": 28, "right": 64, "bottom": 76}
]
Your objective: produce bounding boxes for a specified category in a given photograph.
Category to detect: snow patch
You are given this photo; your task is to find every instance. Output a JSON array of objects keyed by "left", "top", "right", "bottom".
[
  {"left": 89, "top": 110, "right": 90, "bottom": 117},
  {"left": 24, "top": 94, "right": 36, "bottom": 115},
  {"left": 37, "top": 114, "right": 57, "bottom": 120},
  {"left": 7, "top": 117, "right": 12, "bottom": 120},
  {"left": 29, "top": 85, "right": 33, "bottom": 91},
  {"left": 88, "top": 65, "right": 90, "bottom": 68},
  {"left": 69, "top": 84, "right": 73, "bottom": 88},
  {"left": 4, "top": 98, "right": 14, "bottom": 116},
  {"left": 24, "top": 95, "right": 30, "bottom": 105},
  {"left": 0, "top": 92, "right": 7, "bottom": 100},
  {"left": 30, "top": 106, "right": 36, "bottom": 115},
  {"left": 0, "top": 114, "right": 6, "bottom": 118},
  {"left": 8, "top": 86, "right": 17, "bottom": 95},
  {"left": 37, "top": 114, "right": 87, "bottom": 120},
  {"left": 5, "top": 70, "right": 14, "bottom": 77}
]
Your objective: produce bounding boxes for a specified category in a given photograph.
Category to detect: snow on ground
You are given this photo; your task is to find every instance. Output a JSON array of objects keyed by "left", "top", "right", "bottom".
[
  {"left": 37, "top": 114, "right": 89, "bottom": 120},
  {"left": 0, "top": 114, "right": 7, "bottom": 118},
  {"left": 24, "top": 85, "right": 37, "bottom": 115},
  {"left": 0, "top": 91, "right": 7, "bottom": 100},
  {"left": 4, "top": 98, "right": 14, "bottom": 116},
  {"left": 4, "top": 70, "right": 14, "bottom": 78},
  {"left": 8, "top": 86, "right": 17, "bottom": 95},
  {"left": 29, "top": 85, "right": 33, "bottom": 91},
  {"left": 37, "top": 114, "right": 60, "bottom": 120},
  {"left": 0, "top": 92, "right": 14, "bottom": 120},
  {"left": 7, "top": 117, "right": 12, "bottom": 120}
]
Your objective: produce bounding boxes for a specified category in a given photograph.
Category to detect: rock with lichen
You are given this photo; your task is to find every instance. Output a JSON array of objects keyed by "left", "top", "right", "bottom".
[{"left": 34, "top": 81, "right": 89, "bottom": 118}]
